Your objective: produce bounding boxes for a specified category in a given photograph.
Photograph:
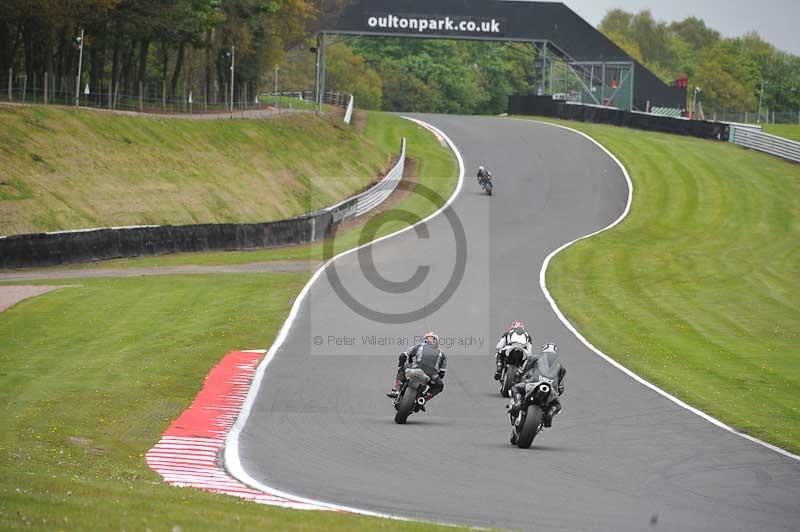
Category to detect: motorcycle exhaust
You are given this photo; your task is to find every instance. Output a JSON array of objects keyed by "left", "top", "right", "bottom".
[{"left": 416, "top": 397, "right": 427, "bottom": 406}]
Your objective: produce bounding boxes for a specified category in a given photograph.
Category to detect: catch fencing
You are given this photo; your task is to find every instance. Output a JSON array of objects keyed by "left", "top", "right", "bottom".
[
  {"left": 729, "top": 126, "right": 800, "bottom": 164},
  {"left": 0, "top": 139, "right": 406, "bottom": 269},
  {"left": 0, "top": 67, "right": 352, "bottom": 117},
  {"left": 707, "top": 109, "right": 800, "bottom": 126}
]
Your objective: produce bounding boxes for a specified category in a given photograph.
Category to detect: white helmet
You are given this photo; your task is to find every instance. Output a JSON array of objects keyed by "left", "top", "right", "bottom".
[
  {"left": 478, "top": 165, "right": 485, "bottom": 171},
  {"left": 541, "top": 343, "right": 559, "bottom": 355}
]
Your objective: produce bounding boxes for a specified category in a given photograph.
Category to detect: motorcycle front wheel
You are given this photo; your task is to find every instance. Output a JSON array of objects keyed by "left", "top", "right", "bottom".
[{"left": 516, "top": 404, "right": 544, "bottom": 449}]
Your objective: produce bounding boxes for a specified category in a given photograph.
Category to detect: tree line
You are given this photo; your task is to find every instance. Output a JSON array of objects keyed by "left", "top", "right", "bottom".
[
  {"left": 3, "top": 3, "right": 797, "bottom": 114},
  {"left": 0, "top": 0, "right": 316, "bottom": 101},
  {"left": 284, "top": 9, "right": 800, "bottom": 115},
  {"left": 599, "top": 9, "right": 800, "bottom": 112},
  {"left": 279, "top": 37, "right": 535, "bottom": 115}
]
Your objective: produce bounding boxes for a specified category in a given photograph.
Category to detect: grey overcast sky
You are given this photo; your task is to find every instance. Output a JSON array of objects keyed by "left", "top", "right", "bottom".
[{"left": 548, "top": 0, "right": 800, "bottom": 55}]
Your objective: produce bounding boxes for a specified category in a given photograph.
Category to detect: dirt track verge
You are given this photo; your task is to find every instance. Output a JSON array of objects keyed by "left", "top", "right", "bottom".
[
  {"left": 0, "top": 285, "right": 79, "bottom": 313},
  {"left": 0, "top": 261, "right": 319, "bottom": 281}
]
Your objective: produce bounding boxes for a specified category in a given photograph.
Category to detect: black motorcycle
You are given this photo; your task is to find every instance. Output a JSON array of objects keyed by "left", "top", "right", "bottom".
[
  {"left": 497, "top": 344, "right": 527, "bottom": 398},
  {"left": 394, "top": 368, "right": 431, "bottom": 424},
  {"left": 509, "top": 376, "right": 556, "bottom": 448},
  {"left": 479, "top": 174, "right": 493, "bottom": 196}
]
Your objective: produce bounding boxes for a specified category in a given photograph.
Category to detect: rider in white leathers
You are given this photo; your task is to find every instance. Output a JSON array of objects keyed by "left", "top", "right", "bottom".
[{"left": 494, "top": 320, "right": 533, "bottom": 380}]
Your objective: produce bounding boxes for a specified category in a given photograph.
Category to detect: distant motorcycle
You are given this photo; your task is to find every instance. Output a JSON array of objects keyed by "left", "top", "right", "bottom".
[
  {"left": 509, "top": 376, "right": 557, "bottom": 448},
  {"left": 394, "top": 368, "right": 432, "bottom": 424},
  {"left": 479, "top": 173, "right": 493, "bottom": 196},
  {"left": 497, "top": 344, "right": 527, "bottom": 398}
]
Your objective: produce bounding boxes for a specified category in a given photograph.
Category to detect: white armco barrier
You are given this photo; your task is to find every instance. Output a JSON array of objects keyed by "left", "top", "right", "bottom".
[
  {"left": 729, "top": 126, "right": 800, "bottom": 163},
  {"left": 326, "top": 138, "right": 406, "bottom": 223},
  {"left": 353, "top": 138, "right": 405, "bottom": 217}
]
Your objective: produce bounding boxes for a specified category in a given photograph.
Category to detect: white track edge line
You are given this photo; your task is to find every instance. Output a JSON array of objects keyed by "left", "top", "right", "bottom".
[
  {"left": 224, "top": 117, "right": 470, "bottom": 522},
  {"left": 529, "top": 118, "right": 800, "bottom": 462}
]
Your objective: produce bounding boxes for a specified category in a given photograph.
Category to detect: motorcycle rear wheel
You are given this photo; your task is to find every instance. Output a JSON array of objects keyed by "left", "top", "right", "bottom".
[
  {"left": 394, "top": 389, "right": 416, "bottom": 424},
  {"left": 516, "top": 405, "right": 544, "bottom": 449},
  {"left": 500, "top": 364, "right": 518, "bottom": 397}
]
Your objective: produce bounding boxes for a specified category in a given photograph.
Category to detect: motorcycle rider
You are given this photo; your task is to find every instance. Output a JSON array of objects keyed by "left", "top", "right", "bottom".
[
  {"left": 477, "top": 165, "right": 492, "bottom": 188},
  {"left": 508, "top": 342, "right": 566, "bottom": 428},
  {"left": 494, "top": 320, "right": 533, "bottom": 380},
  {"left": 387, "top": 332, "right": 447, "bottom": 409}
]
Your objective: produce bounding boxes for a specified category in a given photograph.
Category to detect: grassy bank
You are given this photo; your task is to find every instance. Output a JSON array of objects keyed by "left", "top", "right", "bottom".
[
  {"left": 0, "top": 111, "right": 461, "bottom": 530},
  {"left": 531, "top": 118, "right": 800, "bottom": 452},
  {"left": 37, "top": 111, "right": 459, "bottom": 269},
  {"left": 764, "top": 124, "right": 800, "bottom": 143},
  {"left": 0, "top": 105, "right": 391, "bottom": 235},
  {"left": 0, "top": 275, "right": 457, "bottom": 531}
]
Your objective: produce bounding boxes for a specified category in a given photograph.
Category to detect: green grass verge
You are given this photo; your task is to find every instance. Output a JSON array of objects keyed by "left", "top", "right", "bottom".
[
  {"left": 0, "top": 105, "right": 390, "bottom": 235},
  {"left": 764, "top": 124, "right": 800, "bottom": 143},
  {"left": 523, "top": 117, "right": 800, "bottom": 453},
  {"left": 0, "top": 111, "right": 460, "bottom": 529},
  {"left": 36, "top": 111, "right": 459, "bottom": 269},
  {"left": 0, "top": 275, "right": 460, "bottom": 530}
]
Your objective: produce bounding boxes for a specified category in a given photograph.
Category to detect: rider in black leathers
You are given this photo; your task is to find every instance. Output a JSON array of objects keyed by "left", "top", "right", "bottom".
[
  {"left": 509, "top": 343, "right": 566, "bottom": 427},
  {"left": 477, "top": 165, "right": 492, "bottom": 188},
  {"left": 387, "top": 332, "right": 447, "bottom": 408}
]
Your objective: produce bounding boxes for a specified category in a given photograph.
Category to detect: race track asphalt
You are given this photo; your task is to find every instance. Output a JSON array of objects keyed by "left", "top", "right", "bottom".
[{"left": 237, "top": 115, "right": 800, "bottom": 531}]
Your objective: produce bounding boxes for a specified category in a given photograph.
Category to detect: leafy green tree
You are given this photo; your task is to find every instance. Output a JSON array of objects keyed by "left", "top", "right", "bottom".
[
  {"left": 378, "top": 67, "right": 438, "bottom": 113},
  {"left": 693, "top": 42, "right": 758, "bottom": 111},
  {"left": 629, "top": 10, "right": 677, "bottom": 69},
  {"left": 600, "top": 9, "right": 679, "bottom": 82},
  {"left": 325, "top": 44, "right": 382, "bottom": 109},
  {"left": 0, "top": 0, "right": 315, "bottom": 105},
  {"left": 351, "top": 37, "right": 532, "bottom": 114},
  {"left": 599, "top": 8, "right": 800, "bottom": 111},
  {"left": 598, "top": 9, "right": 633, "bottom": 37},
  {"left": 669, "top": 17, "right": 720, "bottom": 50},
  {"left": 602, "top": 30, "right": 645, "bottom": 64}
]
